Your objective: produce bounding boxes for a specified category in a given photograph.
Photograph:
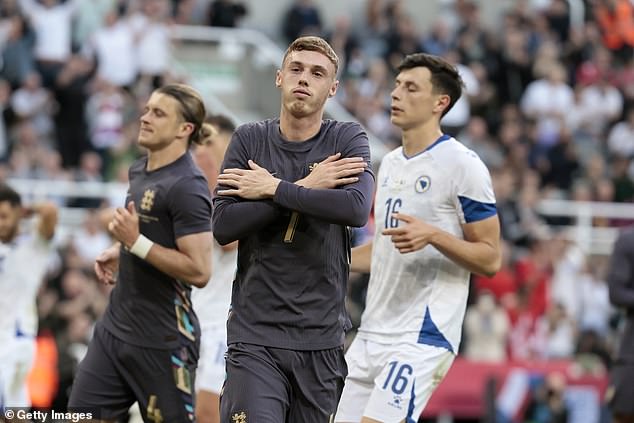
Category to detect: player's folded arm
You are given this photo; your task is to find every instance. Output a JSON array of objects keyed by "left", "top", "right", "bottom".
[
  {"left": 273, "top": 170, "right": 375, "bottom": 227},
  {"left": 211, "top": 196, "right": 282, "bottom": 245}
]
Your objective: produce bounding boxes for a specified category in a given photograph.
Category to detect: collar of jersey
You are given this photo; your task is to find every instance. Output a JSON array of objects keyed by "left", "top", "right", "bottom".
[{"left": 401, "top": 134, "right": 451, "bottom": 160}]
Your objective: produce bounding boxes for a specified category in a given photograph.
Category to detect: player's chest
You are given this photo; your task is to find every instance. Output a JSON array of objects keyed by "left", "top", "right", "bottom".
[
  {"left": 127, "top": 178, "right": 170, "bottom": 224},
  {"left": 375, "top": 159, "right": 452, "bottom": 228},
  {"left": 257, "top": 146, "right": 337, "bottom": 181}
]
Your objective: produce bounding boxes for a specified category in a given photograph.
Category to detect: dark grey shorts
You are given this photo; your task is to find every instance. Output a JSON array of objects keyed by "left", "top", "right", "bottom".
[
  {"left": 220, "top": 342, "right": 347, "bottom": 423},
  {"left": 68, "top": 323, "right": 198, "bottom": 422},
  {"left": 609, "top": 362, "right": 634, "bottom": 416}
]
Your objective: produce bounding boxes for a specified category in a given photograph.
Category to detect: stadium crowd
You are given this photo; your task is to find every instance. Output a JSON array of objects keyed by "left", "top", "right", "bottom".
[{"left": 0, "top": 0, "right": 633, "bottom": 420}]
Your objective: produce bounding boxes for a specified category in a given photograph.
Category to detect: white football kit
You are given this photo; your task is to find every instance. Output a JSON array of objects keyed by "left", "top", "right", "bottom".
[
  {"left": 336, "top": 135, "right": 497, "bottom": 422},
  {"left": 0, "top": 230, "right": 55, "bottom": 407},
  {"left": 191, "top": 242, "right": 237, "bottom": 394}
]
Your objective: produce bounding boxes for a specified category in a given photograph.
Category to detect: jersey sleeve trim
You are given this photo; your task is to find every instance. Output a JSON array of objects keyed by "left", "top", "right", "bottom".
[{"left": 458, "top": 195, "right": 497, "bottom": 223}]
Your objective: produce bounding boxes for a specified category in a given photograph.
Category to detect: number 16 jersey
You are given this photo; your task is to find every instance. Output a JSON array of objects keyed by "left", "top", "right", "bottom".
[{"left": 357, "top": 135, "right": 497, "bottom": 353}]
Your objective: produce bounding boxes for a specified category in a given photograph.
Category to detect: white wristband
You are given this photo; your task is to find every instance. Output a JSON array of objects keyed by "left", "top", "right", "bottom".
[{"left": 129, "top": 234, "right": 153, "bottom": 259}]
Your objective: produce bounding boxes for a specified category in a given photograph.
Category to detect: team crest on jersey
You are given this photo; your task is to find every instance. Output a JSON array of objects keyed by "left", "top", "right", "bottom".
[
  {"left": 415, "top": 175, "right": 431, "bottom": 193},
  {"left": 140, "top": 189, "right": 155, "bottom": 211},
  {"left": 309, "top": 162, "right": 319, "bottom": 172},
  {"left": 231, "top": 411, "right": 247, "bottom": 423}
]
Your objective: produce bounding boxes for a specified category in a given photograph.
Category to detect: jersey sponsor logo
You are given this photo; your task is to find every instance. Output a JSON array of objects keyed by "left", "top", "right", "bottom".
[
  {"left": 141, "top": 189, "right": 156, "bottom": 211},
  {"left": 388, "top": 394, "right": 405, "bottom": 410},
  {"left": 232, "top": 411, "right": 247, "bottom": 423},
  {"left": 415, "top": 175, "right": 431, "bottom": 193}
]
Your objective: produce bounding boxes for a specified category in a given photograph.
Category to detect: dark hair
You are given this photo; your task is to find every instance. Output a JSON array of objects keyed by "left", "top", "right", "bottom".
[
  {"left": 206, "top": 114, "right": 236, "bottom": 134},
  {"left": 397, "top": 53, "right": 464, "bottom": 117},
  {"left": 282, "top": 36, "right": 339, "bottom": 76},
  {"left": 0, "top": 183, "right": 21, "bottom": 207},
  {"left": 155, "top": 83, "right": 208, "bottom": 146}
]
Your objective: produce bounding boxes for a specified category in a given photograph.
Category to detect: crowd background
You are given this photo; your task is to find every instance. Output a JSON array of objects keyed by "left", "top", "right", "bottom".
[{"left": 1, "top": 0, "right": 633, "bottom": 421}]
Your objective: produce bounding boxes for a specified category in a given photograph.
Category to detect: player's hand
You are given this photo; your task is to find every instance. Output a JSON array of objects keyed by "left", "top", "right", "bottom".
[
  {"left": 94, "top": 243, "right": 121, "bottom": 285},
  {"left": 108, "top": 201, "right": 141, "bottom": 248},
  {"left": 217, "top": 160, "right": 281, "bottom": 199},
  {"left": 382, "top": 213, "right": 438, "bottom": 253},
  {"left": 296, "top": 153, "right": 367, "bottom": 189}
]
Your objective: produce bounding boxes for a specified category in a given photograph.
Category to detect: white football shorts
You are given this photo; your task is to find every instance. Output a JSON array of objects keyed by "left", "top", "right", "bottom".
[{"left": 335, "top": 337, "right": 455, "bottom": 422}]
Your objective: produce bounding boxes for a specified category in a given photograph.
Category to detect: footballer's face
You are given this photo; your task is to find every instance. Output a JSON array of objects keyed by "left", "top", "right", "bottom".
[
  {"left": 390, "top": 67, "right": 449, "bottom": 131},
  {"left": 0, "top": 201, "right": 20, "bottom": 243},
  {"left": 276, "top": 50, "right": 338, "bottom": 118},
  {"left": 138, "top": 92, "right": 193, "bottom": 151}
]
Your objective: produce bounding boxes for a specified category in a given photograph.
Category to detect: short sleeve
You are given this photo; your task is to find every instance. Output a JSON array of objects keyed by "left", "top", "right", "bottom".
[
  {"left": 168, "top": 175, "right": 212, "bottom": 238},
  {"left": 454, "top": 150, "right": 497, "bottom": 224}
]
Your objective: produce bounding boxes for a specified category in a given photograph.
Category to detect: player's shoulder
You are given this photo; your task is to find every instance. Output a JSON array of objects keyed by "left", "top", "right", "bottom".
[
  {"left": 434, "top": 137, "right": 487, "bottom": 169},
  {"left": 322, "top": 119, "right": 366, "bottom": 141},
  {"left": 382, "top": 146, "right": 403, "bottom": 163},
  {"left": 234, "top": 119, "right": 274, "bottom": 138}
]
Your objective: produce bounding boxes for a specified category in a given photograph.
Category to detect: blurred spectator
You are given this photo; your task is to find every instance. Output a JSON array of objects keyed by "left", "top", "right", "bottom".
[
  {"left": 18, "top": 0, "right": 79, "bottom": 88},
  {"left": 421, "top": 19, "right": 453, "bottom": 57},
  {"left": 69, "top": 210, "right": 113, "bottom": 267},
  {"left": 525, "top": 372, "right": 570, "bottom": 423},
  {"left": 464, "top": 290, "right": 511, "bottom": 362},
  {"left": 515, "top": 235, "right": 552, "bottom": 319},
  {"left": 282, "top": 0, "right": 322, "bottom": 43},
  {"left": 10, "top": 71, "right": 55, "bottom": 140},
  {"left": 593, "top": 0, "right": 634, "bottom": 63},
  {"left": 532, "top": 302, "right": 577, "bottom": 359},
  {"left": 459, "top": 117, "right": 505, "bottom": 170},
  {"left": 129, "top": 0, "right": 172, "bottom": 91},
  {"left": 540, "top": 129, "right": 580, "bottom": 193},
  {"left": 383, "top": 13, "right": 422, "bottom": 70},
  {"left": 520, "top": 62, "right": 575, "bottom": 148},
  {"left": 85, "top": 78, "right": 136, "bottom": 173},
  {"left": 83, "top": 8, "right": 137, "bottom": 89},
  {"left": 52, "top": 54, "right": 94, "bottom": 169},
  {"left": 578, "top": 265, "right": 612, "bottom": 334},
  {"left": 325, "top": 15, "right": 359, "bottom": 77},
  {"left": 67, "top": 151, "right": 104, "bottom": 208},
  {"left": 550, "top": 236, "right": 585, "bottom": 318},
  {"left": 72, "top": 0, "right": 116, "bottom": 49},
  {"left": 607, "top": 107, "right": 634, "bottom": 158},
  {"left": 207, "top": 0, "right": 247, "bottom": 27},
  {"left": 577, "top": 70, "right": 624, "bottom": 138},
  {"left": 0, "top": 14, "right": 35, "bottom": 89}
]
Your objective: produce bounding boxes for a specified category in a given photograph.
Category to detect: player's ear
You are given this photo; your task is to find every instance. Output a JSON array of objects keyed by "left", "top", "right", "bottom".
[
  {"left": 328, "top": 79, "right": 339, "bottom": 98},
  {"left": 434, "top": 94, "right": 450, "bottom": 115},
  {"left": 275, "top": 70, "right": 282, "bottom": 88},
  {"left": 180, "top": 122, "right": 194, "bottom": 138}
]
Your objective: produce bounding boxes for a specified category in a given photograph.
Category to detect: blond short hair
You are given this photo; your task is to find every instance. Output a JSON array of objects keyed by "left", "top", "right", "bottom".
[{"left": 282, "top": 36, "right": 339, "bottom": 76}]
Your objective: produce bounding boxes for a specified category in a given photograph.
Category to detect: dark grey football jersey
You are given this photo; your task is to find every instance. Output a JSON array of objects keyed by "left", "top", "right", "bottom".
[
  {"left": 212, "top": 118, "right": 375, "bottom": 350},
  {"left": 102, "top": 152, "right": 212, "bottom": 350}
]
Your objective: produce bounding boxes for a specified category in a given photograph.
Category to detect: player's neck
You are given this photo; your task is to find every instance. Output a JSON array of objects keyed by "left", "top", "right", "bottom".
[
  {"left": 279, "top": 110, "right": 323, "bottom": 142},
  {"left": 146, "top": 141, "right": 188, "bottom": 171},
  {"left": 401, "top": 121, "right": 444, "bottom": 157}
]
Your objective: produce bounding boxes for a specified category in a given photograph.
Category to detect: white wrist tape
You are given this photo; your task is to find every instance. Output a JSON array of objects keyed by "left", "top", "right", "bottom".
[{"left": 129, "top": 234, "right": 153, "bottom": 259}]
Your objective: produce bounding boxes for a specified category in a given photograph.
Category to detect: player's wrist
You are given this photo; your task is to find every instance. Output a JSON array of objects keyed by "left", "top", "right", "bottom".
[
  {"left": 129, "top": 234, "right": 154, "bottom": 259},
  {"left": 268, "top": 178, "right": 282, "bottom": 197}
]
